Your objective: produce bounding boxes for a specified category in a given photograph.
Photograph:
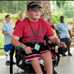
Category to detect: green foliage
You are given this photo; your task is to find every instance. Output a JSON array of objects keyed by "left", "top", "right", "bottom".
[
  {"left": 0, "top": 1, "right": 28, "bottom": 13},
  {"left": 0, "top": 49, "right": 4, "bottom": 56},
  {"left": 63, "top": 2, "right": 74, "bottom": 18},
  {"left": 56, "top": 0, "right": 66, "bottom": 8},
  {"left": 55, "top": 1, "right": 74, "bottom": 18},
  {"left": 0, "top": 34, "right": 4, "bottom": 49},
  {"left": 52, "top": 15, "right": 59, "bottom": 24}
]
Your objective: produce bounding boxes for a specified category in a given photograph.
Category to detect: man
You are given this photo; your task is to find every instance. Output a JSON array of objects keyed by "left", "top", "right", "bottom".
[
  {"left": 56, "top": 16, "right": 72, "bottom": 56},
  {"left": 2, "top": 15, "right": 15, "bottom": 65},
  {"left": 12, "top": 2, "right": 66, "bottom": 74}
]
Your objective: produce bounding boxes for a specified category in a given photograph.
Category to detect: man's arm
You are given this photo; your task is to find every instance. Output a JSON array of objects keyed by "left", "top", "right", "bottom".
[
  {"left": 12, "top": 36, "right": 32, "bottom": 54},
  {"left": 69, "top": 30, "right": 72, "bottom": 39},
  {"left": 2, "top": 23, "right": 13, "bottom": 36},
  {"left": 2, "top": 24, "right": 9, "bottom": 35},
  {"left": 45, "top": 21, "right": 66, "bottom": 47},
  {"left": 67, "top": 24, "right": 72, "bottom": 39},
  {"left": 2, "top": 30, "right": 13, "bottom": 36},
  {"left": 2, "top": 30, "right": 9, "bottom": 35},
  {"left": 48, "top": 34, "right": 66, "bottom": 48},
  {"left": 12, "top": 35, "right": 27, "bottom": 48}
]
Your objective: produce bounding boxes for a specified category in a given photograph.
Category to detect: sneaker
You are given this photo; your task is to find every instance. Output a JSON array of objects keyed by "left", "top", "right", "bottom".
[
  {"left": 68, "top": 53, "right": 72, "bottom": 56},
  {"left": 62, "top": 53, "right": 67, "bottom": 57}
]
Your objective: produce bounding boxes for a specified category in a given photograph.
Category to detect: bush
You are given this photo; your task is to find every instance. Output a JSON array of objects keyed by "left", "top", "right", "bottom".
[{"left": 52, "top": 15, "right": 60, "bottom": 24}]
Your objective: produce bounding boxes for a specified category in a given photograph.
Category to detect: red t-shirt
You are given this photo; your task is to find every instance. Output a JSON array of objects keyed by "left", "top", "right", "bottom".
[
  {"left": 13, "top": 18, "right": 54, "bottom": 44},
  {"left": 15, "top": 19, "right": 22, "bottom": 26}
]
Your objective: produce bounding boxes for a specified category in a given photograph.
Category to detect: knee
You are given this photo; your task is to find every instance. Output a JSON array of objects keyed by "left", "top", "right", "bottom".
[
  {"left": 41, "top": 51, "right": 52, "bottom": 62},
  {"left": 31, "top": 57, "right": 40, "bottom": 63}
]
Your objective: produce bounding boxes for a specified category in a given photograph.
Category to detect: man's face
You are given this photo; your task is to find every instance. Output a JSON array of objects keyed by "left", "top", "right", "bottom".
[
  {"left": 28, "top": 9, "right": 42, "bottom": 20},
  {"left": 6, "top": 16, "right": 11, "bottom": 22}
]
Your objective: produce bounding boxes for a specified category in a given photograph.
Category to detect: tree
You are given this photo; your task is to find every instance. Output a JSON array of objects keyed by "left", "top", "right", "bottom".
[
  {"left": 40, "top": 1, "right": 52, "bottom": 19},
  {"left": 55, "top": 1, "right": 66, "bottom": 15},
  {"left": 56, "top": 0, "right": 66, "bottom": 8},
  {"left": 0, "top": 1, "right": 28, "bottom": 13}
]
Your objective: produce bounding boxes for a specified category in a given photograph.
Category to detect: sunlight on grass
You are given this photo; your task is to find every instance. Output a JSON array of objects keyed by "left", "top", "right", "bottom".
[
  {"left": 0, "top": 33, "right": 4, "bottom": 49},
  {"left": 0, "top": 49, "right": 4, "bottom": 56},
  {"left": 0, "top": 33, "right": 4, "bottom": 56}
]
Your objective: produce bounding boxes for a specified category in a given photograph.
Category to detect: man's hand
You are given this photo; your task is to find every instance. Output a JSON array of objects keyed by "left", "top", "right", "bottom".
[
  {"left": 23, "top": 46, "right": 32, "bottom": 54},
  {"left": 59, "top": 42, "right": 67, "bottom": 48},
  {"left": 8, "top": 31, "right": 13, "bottom": 37},
  {"left": 49, "top": 35, "right": 67, "bottom": 48}
]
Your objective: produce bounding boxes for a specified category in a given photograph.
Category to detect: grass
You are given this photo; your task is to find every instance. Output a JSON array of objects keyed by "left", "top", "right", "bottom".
[
  {"left": 0, "top": 29, "right": 4, "bottom": 56},
  {"left": 0, "top": 49, "right": 4, "bottom": 56},
  {"left": 0, "top": 33, "right": 4, "bottom": 49},
  {"left": 0, "top": 36, "right": 4, "bottom": 56}
]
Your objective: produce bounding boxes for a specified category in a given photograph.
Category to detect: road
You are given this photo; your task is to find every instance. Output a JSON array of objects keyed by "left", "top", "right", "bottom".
[{"left": 0, "top": 47, "right": 74, "bottom": 74}]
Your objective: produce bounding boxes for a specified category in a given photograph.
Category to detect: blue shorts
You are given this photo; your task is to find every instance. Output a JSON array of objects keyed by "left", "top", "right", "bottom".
[{"left": 4, "top": 44, "right": 14, "bottom": 52}]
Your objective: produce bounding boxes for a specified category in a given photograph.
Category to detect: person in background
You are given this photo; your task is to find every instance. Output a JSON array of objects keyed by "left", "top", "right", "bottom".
[
  {"left": 56, "top": 16, "right": 72, "bottom": 56},
  {"left": 2, "top": 15, "right": 15, "bottom": 65}
]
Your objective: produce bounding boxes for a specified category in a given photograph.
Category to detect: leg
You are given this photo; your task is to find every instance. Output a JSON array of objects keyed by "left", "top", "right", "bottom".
[
  {"left": 10, "top": 48, "right": 15, "bottom": 74},
  {"left": 67, "top": 42, "right": 71, "bottom": 54},
  {"left": 60, "top": 38, "right": 67, "bottom": 56},
  {"left": 4, "top": 45, "right": 10, "bottom": 65},
  {"left": 41, "top": 51, "right": 53, "bottom": 74},
  {"left": 67, "top": 39, "right": 72, "bottom": 56},
  {"left": 5, "top": 51, "right": 10, "bottom": 65},
  {"left": 31, "top": 57, "right": 43, "bottom": 74}
]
